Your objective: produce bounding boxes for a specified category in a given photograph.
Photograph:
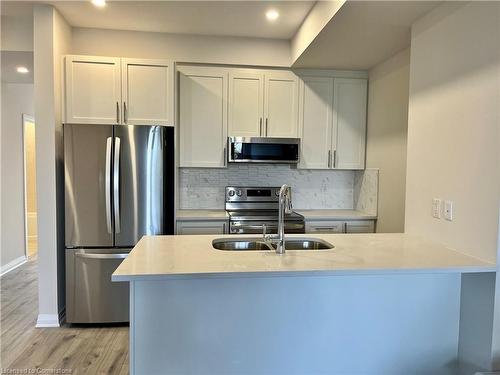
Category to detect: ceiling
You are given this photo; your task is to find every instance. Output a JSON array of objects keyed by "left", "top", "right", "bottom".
[
  {"left": 48, "top": 1, "right": 315, "bottom": 39},
  {"left": 1, "top": 51, "right": 34, "bottom": 83},
  {"left": 293, "top": 1, "right": 441, "bottom": 69},
  {"left": 0, "top": 1, "right": 441, "bottom": 71}
]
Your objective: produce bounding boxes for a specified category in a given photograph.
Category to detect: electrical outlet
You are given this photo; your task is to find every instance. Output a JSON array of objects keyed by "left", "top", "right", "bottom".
[
  {"left": 444, "top": 200, "right": 453, "bottom": 221},
  {"left": 432, "top": 198, "right": 441, "bottom": 219}
]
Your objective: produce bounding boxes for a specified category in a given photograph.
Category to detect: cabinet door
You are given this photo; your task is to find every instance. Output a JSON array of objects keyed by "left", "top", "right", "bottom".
[
  {"left": 305, "top": 220, "right": 345, "bottom": 234},
  {"left": 333, "top": 78, "right": 367, "bottom": 170},
  {"left": 228, "top": 70, "right": 264, "bottom": 137},
  {"left": 264, "top": 71, "right": 299, "bottom": 138},
  {"left": 179, "top": 66, "right": 228, "bottom": 168},
  {"left": 65, "top": 55, "right": 121, "bottom": 124},
  {"left": 176, "top": 220, "right": 227, "bottom": 235},
  {"left": 121, "top": 59, "right": 174, "bottom": 126},
  {"left": 345, "top": 220, "right": 375, "bottom": 233},
  {"left": 298, "top": 77, "right": 333, "bottom": 169}
]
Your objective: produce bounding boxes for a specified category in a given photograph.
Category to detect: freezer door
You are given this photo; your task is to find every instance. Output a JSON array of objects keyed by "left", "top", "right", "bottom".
[
  {"left": 64, "top": 124, "right": 114, "bottom": 247},
  {"left": 114, "top": 125, "right": 173, "bottom": 246},
  {"left": 66, "top": 248, "right": 129, "bottom": 323}
]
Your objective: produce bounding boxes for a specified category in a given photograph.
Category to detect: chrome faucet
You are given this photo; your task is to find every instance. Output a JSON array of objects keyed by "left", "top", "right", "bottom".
[{"left": 262, "top": 184, "right": 293, "bottom": 254}]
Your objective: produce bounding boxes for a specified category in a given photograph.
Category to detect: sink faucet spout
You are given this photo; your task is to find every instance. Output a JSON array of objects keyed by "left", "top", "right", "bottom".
[{"left": 276, "top": 184, "right": 292, "bottom": 254}]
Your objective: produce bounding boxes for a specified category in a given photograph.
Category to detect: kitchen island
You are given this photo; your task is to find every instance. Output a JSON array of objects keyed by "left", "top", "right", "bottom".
[{"left": 113, "top": 234, "right": 495, "bottom": 375}]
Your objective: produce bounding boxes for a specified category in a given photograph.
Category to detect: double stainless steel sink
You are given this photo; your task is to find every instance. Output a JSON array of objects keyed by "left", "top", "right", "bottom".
[{"left": 212, "top": 237, "right": 334, "bottom": 251}]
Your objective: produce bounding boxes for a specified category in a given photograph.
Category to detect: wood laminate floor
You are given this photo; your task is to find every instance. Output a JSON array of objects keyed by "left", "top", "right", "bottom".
[{"left": 0, "top": 256, "right": 129, "bottom": 374}]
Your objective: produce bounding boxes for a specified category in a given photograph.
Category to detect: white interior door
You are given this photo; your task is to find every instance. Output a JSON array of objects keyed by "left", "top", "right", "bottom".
[
  {"left": 122, "top": 59, "right": 173, "bottom": 126},
  {"left": 65, "top": 55, "right": 121, "bottom": 124},
  {"left": 333, "top": 78, "right": 367, "bottom": 170},
  {"left": 228, "top": 70, "right": 264, "bottom": 137},
  {"left": 264, "top": 71, "right": 298, "bottom": 138},
  {"left": 298, "top": 77, "right": 333, "bottom": 169},
  {"left": 179, "top": 66, "right": 228, "bottom": 168}
]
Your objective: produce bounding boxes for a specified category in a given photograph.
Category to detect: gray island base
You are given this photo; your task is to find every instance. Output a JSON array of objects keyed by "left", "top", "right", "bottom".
[{"left": 113, "top": 234, "right": 496, "bottom": 375}]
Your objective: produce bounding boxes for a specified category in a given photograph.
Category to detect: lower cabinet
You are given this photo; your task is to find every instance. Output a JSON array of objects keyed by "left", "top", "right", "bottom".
[
  {"left": 306, "top": 220, "right": 375, "bottom": 234},
  {"left": 176, "top": 220, "right": 228, "bottom": 235}
]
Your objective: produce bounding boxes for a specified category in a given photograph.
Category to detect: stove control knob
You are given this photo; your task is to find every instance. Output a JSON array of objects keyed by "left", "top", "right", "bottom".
[
  {"left": 228, "top": 190, "right": 235, "bottom": 197},
  {"left": 236, "top": 190, "right": 242, "bottom": 197}
]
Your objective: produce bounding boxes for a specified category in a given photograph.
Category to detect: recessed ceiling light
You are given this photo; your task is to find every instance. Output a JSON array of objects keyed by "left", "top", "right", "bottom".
[
  {"left": 266, "top": 9, "right": 279, "bottom": 22},
  {"left": 91, "top": 0, "right": 106, "bottom": 8},
  {"left": 16, "top": 66, "right": 29, "bottom": 74}
]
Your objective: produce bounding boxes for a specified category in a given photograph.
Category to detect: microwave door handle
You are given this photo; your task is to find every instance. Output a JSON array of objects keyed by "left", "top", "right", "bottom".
[
  {"left": 105, "top": 137, "right": 113, "bottom": 234},
  {"left": 113, "top": 137, "right": 121, "bottom": 234}
]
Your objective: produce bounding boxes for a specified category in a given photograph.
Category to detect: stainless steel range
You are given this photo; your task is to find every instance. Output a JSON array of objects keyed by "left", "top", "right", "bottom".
[{"left": 225, "top": 186, "right": 305, "bottom": 234}]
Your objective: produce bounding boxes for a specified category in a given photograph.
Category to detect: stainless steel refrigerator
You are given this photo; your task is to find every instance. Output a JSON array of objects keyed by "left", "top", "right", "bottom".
[{"left": 64, "top": 124, "right": 174, "bottom": 323}]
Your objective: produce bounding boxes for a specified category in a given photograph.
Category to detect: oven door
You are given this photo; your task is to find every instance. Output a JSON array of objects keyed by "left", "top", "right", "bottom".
[
  {"left": 230, "top": 220, "right": 305, "bottom": 234},
  {"left": 228, "top": 137, "right": 300, "bottom": 164}
]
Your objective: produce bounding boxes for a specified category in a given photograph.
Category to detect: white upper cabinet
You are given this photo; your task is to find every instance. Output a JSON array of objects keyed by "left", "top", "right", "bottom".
[
  {"left": 179, "top": 66, "right": 228, "bottom": 168},
  {"left": 64, "top": 55, "right": 174, "bottom": 126},
  {"left": 228, "top": 69, "right": 299, "bottom": 138},
  {"left": 299, "top": 76, "right": 367, "bottom": 170},
  {"left": 298, "top": 77, "right": 333, "bottom": 169},
  {"left": 333, "top": 78, "right": 367, "bottom": 170},
  {"left": 65, "top": 55, "right": 121, "bottom": 124},
  {"left": 264, "top": 71, "right": 299, "bottom": 138},
  {"left": 121, "top": 58, "right": 174, "bottom": 126},
  {"left": 228, "top": 70, "right": 264, "bottom": 137}
]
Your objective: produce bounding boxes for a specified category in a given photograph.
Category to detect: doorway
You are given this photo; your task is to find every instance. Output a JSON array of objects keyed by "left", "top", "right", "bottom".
[{"left": 23, "top": 114, "right": 37, "bottom": 258}]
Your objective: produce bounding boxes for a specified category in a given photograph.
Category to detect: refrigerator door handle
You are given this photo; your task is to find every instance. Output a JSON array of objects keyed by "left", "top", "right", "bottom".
[
  {"left": 105, "top": 137, "right": 113, "bottom": 234},
  {"left": 114, "top": 137, "right": 121, "bottom": 234},
  {"left": 75, "top": 252, "right": 128, "bottom": 260}
]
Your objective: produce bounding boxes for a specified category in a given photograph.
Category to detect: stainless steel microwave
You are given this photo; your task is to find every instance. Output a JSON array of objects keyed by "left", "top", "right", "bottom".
[{"left": 227, "top": 137, "right": 300, "bottom": 164}]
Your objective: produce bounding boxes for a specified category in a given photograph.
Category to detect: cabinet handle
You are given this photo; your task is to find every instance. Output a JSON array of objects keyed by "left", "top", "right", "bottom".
[
  {"left": 123, "top": 101, "right": 127, "bottom": 123},
  {"left": 223, "top": 146, "right": 227, "bottom": 166},
  {"left": 265, "top": 118, "right": 268, "bottom": 136},
  {"left": 333, "top": 150, "right": 337, "bottom": 168},
  {"left": 116, "top": 102, "right": 119, "bottom": 123},
  {"left": 223, "top": 222, "right": 227, "bottom": 234},
  {"left": 328, "top": 150, "right": 331, "bottom": 168},
  {"left": 314, "top": 227, "right": 336, "bottom": 231},
  {"left": 259, "top": 118, "right": 263, "bottom": 136}
]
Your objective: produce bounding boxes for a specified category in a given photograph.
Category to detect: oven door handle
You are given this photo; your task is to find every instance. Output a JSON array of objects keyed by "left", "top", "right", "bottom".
[{"left": 231, "top": 223, "right": 304, "bottom": 230}]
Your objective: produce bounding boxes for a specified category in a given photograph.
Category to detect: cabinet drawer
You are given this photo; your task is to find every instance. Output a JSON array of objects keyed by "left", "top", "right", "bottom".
[
  {"left": 345, "top": 220, "right": 375, "bottom": 233},
  {"left": 305, "top": 221, "right": 345, "bottom": 233},
  {"left": 176, "top": 220, "right": 228, "bottom": 235}
]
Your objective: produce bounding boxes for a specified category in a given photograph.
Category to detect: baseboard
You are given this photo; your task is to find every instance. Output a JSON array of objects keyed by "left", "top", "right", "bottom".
[
  {"left": 36, "top": 314, "right": 61, "bottom": 328},
  {"left": 0, "top": 255, "right": 27, "bottom": 276}
]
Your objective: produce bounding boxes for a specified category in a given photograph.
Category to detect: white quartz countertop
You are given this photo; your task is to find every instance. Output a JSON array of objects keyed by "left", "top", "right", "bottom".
[
  {"left": 176, "top": 209, "right": 376, "bottom": 221},
  {"left": 176, "top": 209, "right": 228, "bottom": 220},
  {"left": 112, "top": 234, "right": 496, "bottom": 281},
  {"left": 296, "top": 209, "right": 377, "bottom": 220}
]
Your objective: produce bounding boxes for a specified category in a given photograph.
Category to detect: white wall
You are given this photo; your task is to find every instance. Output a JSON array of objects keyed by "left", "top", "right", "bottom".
[
  {"left": 406, "top": 2, "right": 500, "bottom": 370},
  {"left": 366, "top": 48, "right": 410, "bottom": 233},
  {"left": 71, "top": 27, "right": 291, "bottom": 67},
  {"left": 0, "top": 14, "right": 33, "bottom": 52},
  {"left": 0, "top": 83, "right": 34, "bottom": 269},
  {"left": 33, "top": 4, "right": 72, "bottom": 326},
  {"left": 406, "top": 2, "right": 500, "bottom": 263}
]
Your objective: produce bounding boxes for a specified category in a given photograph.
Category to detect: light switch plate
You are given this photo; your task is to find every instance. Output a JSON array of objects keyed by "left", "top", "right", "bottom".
[
  {"left": 432, "top": 198, "right": 441, "bottom": 219},
  {"left": 444, "top": 200, "right": 453, "bottom": 221}
]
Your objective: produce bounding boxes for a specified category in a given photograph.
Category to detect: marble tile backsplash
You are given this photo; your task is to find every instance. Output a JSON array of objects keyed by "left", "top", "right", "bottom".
[
  {"left": 354, "top": 169, "right": 379, "bottom": 216},
  {"left": 179, "top": 164, "right": 378, "bottom": 211}
]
